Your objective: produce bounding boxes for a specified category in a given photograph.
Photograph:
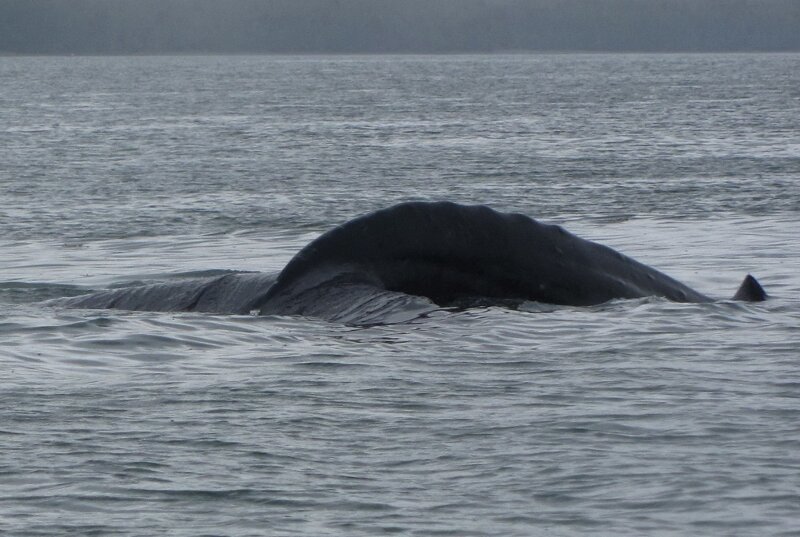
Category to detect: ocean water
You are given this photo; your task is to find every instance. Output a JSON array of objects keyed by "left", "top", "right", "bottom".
[{"left": 1, "top": 54, "right": 799, "bottom": 536}]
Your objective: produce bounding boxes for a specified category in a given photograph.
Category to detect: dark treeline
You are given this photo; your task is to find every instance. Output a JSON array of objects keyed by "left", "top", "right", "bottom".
[{"left": 1, "top": 0, "right": 798, "bottom": 54}]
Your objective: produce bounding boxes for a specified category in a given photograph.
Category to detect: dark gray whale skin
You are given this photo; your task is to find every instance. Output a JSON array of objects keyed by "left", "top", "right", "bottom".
[{"left": 57, "top": 202, "right": 766, "bottom": 322}]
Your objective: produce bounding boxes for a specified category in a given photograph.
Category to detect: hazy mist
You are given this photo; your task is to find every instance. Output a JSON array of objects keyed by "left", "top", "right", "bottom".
[{"left": 2, "top": 0, "right": 799, "bottom": 54}]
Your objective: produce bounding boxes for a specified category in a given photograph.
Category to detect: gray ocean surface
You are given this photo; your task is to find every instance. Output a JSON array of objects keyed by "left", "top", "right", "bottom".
[{"left": 1, "top": 54, "right": 799, "bottom": 536}]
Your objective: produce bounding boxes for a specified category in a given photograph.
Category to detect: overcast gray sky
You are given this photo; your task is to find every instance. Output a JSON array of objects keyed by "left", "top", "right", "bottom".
[{"left": 2, "top": 0, "right": 799, "bottom": 54}]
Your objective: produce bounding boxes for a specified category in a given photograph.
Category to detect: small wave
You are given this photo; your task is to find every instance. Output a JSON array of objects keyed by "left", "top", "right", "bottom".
[
  {"left": 104, "top": 269, "right": 256, "bottom": 289},
  {"left": 0, "top": 281, "right": 90, "bottom": 304},
  {"left": 126, "top": 268, "right": 255, "bottom": 281}
]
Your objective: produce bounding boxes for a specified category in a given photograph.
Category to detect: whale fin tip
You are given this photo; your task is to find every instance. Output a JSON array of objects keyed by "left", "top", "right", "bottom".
[{"left": 732, "top": 274, "right": 767, "bottom": 302}]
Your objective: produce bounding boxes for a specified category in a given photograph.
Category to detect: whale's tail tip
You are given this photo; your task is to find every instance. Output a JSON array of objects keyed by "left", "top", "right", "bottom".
[{"left": 732, "top": 274, "right": 767, "bottom": 302}]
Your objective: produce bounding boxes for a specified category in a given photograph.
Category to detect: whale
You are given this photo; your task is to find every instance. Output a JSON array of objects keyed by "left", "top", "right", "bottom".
[{"left": 55, "top": 201, "right": 767, "bottom": 324}]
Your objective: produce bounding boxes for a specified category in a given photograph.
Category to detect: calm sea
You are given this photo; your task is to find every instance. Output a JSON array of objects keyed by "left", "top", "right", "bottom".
[{"left": 1, "top": 54, "right": 799, "bottom": 536}]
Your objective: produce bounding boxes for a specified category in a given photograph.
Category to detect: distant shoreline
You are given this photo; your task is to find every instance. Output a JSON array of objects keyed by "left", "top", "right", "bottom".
[
  {"left": 4, "top": 0, "right": 797, "bottom": 57},
  {"left": 3, "top": 50, "right": 800, "bottom": 58}
]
